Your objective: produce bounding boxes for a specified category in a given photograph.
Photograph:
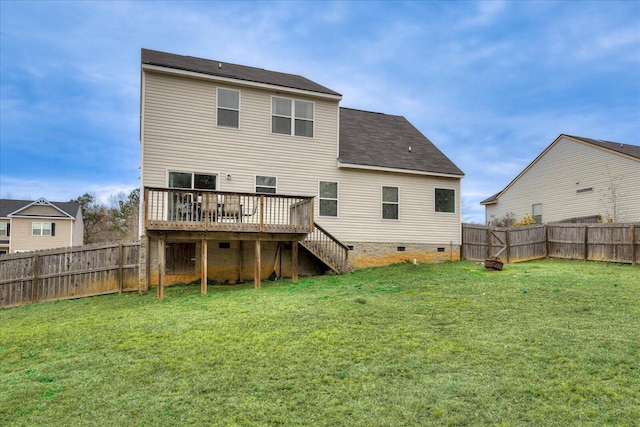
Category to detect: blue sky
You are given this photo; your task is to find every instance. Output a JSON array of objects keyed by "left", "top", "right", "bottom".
[{"left": 1, "top": 0, "right": 638, "bottom": 223}]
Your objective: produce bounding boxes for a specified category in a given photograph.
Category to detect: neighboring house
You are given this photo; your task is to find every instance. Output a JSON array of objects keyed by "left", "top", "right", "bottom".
[
  {"left": 140, "top": 49, "right": 464, "bottom": 288},
  {"left": 0, "top": 198, "right": 84, "bottom": 255},
  {"left": 481, "top": 134, "right": 640, "bottom": 225}
]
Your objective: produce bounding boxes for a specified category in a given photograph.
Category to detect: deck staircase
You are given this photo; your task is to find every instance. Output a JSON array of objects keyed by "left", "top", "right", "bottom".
[{"left": 300, "top": 223, "right": 351, "bottom": 274}]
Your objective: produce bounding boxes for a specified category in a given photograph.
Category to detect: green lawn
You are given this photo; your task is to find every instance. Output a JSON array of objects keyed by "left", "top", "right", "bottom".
[{"left": 1, "top": 259, "right": 638, "bottom": 426}]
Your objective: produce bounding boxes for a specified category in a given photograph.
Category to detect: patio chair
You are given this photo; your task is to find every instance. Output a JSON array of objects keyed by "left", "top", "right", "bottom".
[{"left": 220, "top": 194, "right": 242, "bottom": 222}]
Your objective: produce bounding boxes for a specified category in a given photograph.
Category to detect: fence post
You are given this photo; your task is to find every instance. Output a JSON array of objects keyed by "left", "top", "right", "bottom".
[
  {"left": 118, "top": 243, "right": 124, "bottom": 294},
  {"left": 487, "top": 228, "right": 492, "bottom": 259},
  {"left": 505, "top": 228, "right": 511, "bottom": 264},
  {"left": 32, "top": 254, "right": 39, "bottom": 303},
  {"left": 631, "top": 224, "right": 636, "bottom": 266},
  {"left": 583, "top": 225, "right": 589, "bottom": 261},
  {"left": 545, "top": 224, "right": 549, "bottom": 259}
]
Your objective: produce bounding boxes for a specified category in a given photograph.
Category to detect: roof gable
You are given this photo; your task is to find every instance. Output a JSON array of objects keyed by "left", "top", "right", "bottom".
[
  {"left": 338, "top": 108, "right": 464, "bottom": 177},
  {"left": 481, "top": 134, "right": 640, "bottom": 205},
  {"left": 142, "top": 49, "right": 341, "bottom": 97},
  {"left": 1, "top": 198, "right": 80, "bottom": 218}
]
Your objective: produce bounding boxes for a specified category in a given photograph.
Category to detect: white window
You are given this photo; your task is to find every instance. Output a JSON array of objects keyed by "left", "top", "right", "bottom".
[
  {"left": 168, "top": 171, "right": 217, "bottom": 190},
  {"left": 32, "top": 222, "right": 53, "bottom": 236},
  {"left": 532, "top": 203, "right": 542, "bottom": 224},
  {"left": 217, "top": 88, "right": 240, "bottom": 128},
  {"left": 435, "top": 188, "right": 455, "bottom": 213},
  {"left": 0, "top": 223, "right": 7, "bottom": 237},
  {"left": 382, "top": 186, "right": 399, "bottom": 220},
  {"left": 319, "top": 181, "right": 338, "bottom": 217},
  {"left": 272, "top": 97, "right": 314, "bottom": 137},
  {"left": 255, "top": 176, "right": 277, "bottom": 194}
]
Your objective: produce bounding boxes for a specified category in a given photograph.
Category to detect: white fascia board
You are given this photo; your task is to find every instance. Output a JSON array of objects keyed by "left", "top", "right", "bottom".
[
  {"left": 337, "top": 161, "right": 464, "bottom": 179},
  {"left": 9, "top": 215, "right": 74, "bottom": 220},
  {"left": 142, "top": 64, "right": 342, "bottom": 101}
]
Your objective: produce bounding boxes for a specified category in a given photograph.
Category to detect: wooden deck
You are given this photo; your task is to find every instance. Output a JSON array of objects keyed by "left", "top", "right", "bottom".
[
  {"left": 144, "top": 187, "right": 314, "bottom": 234},
  {"left": 143, "top": 187, "right": 315, "bottom": 298}
]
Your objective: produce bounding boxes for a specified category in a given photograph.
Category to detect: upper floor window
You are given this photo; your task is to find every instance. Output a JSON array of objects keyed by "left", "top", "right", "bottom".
[
  {"left": 217, "top": 88, "right": 240, "bottom": 128},
  {"left": 435, "top": 188, "right": 455, "bottom": 213},
  {"left": 169, "top": 171, "right": 217, "bottom": 190},
  {"left": 319, "top": 181, "right": 338, "bottom": 217},
  {"left": 255, "top": 176, "right": 277, "bottom": 194},
  {"left": 532, "top": 203, "right": 542, "bottom": 224},
  {"left": 0, "top": 223, "right": 8, "bottom": 237},
  {"left": 382, "top": 186, "right": 399, "bottom": 220},
  {"left": 33, "top": 222, "right": 54, "bottom": 236},
  {"left": 272, "top": 97, "right": 314, "bottom": 137}
]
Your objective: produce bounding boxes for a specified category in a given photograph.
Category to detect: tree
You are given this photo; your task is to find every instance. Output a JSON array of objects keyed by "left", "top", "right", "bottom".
[
  {"left": 71, "top": 189, "right": 139, "bottom": 244},
  {"left": 109, "top": 188, "right": 140, "bottom": 241},
  {"left": 599, "top": 169, "right": 628, "bottom": 223}
]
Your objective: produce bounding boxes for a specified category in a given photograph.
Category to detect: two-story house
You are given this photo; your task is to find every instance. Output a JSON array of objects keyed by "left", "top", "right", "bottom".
[
  {"left": 140, "top": 49, "right": 464, "bottom": 294},
  {"left": 0, "top": 198, "right": 84, "bottom": 254},
  {"left": 481, "top": 134, "right": 640, "bottom": 224}
]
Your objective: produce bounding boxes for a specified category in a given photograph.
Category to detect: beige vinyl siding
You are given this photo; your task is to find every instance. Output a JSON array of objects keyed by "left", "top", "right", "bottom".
[
  {"left": 486, "top": 136, "right": 640, "bottom": 223},
  {"left": 142, "top": 72, "right": 338, "bottom": 193},
  {"left": 142, "top": 69, "right": 462, "bottom": 245},
  {"left": 322, "top": 169, "right": 461, "bottom": 244},
  {"left": 9, "top": 217, "right": 73, "bottom": 252}
]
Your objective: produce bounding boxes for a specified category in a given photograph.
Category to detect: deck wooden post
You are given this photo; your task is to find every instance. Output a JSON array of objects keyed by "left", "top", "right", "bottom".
[
  {"left": 238, "top": 241, "right": 244, "bottom": 283},
  {"left": 201, "top": 238, "right": 208, "bottom": 295},
  {"left": 254, "top": 239, "right": 261, "bottom": 289},
  {"left": 291, "top": 241, "right": 298, "bottom": 283},
  {"left": 157, "top": 237, "right": 165, "bottom": 301}
]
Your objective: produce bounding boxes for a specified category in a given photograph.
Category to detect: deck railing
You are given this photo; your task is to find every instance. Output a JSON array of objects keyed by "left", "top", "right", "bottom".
[
  {"left": 301, "top": 222, "right": 350, "bottom": 273},
  {"left": 144, "top": 187, "right": 314, "bottom": 234}
]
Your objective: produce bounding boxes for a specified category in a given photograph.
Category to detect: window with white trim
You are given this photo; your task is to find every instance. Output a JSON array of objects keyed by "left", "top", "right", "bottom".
[
  {"left": 217, "top": 88, "right": 240, "bottom": 128},
  {"left": 272, "top": 97, "right": 314, "bottom": 137},
  {"left": 532, "top": 203, "right": 542, "bottom": 224},
  {"left": 32, "top": 222, "right": 53, "bottom": 236},
  {"left": 255, "top": 176, "right": 277, "bottom": 194},
  {"left": 0, "top": 223, "right": 7, "bottom": 237},
  {"left": 435, "top": 188, "right": 455, "bottom": 213},
  {"left": 382, "top": 186, "right": 399, "bottom": 220},
  {"left": 168, "top": 171, "right": 217, "bottom": 190},
  {"left": 319, "top": 181, "right": 338, "bottom": 217}
]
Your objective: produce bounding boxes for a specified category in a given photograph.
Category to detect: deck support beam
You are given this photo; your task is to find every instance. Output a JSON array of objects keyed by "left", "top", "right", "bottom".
[
  {"left": 157, "top": 236, "right": 165, "bottom": 301},
  {"left": 201, "top": 238, "right": 208, "bottom": 295},
  {"left": 254, "top": 240, "right": 261, "bottom": 289},
  {"left": 292, "top": 241, "right": 298, "bottom": 283}
]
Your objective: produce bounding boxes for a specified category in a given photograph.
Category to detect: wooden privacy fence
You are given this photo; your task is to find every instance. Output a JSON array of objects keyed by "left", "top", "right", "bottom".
[
  {"left": 0, "top": 242, "right": 140, "bottom": 308},
  {"left": 462, "top": 223, "right": 639, "bottom": 265}
]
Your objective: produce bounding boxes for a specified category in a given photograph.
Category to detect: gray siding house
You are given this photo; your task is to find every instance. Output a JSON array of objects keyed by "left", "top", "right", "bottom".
[
  {"left": 482, "top": 134, "right": 640, "bottom": 224},
  {"left": 140, "top": 49, "right": 464, "bottom": 291}
]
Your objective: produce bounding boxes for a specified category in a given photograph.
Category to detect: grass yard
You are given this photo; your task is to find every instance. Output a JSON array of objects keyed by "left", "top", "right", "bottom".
[{"left": 1, "top": 259, "right": 638, "bottom": 426}]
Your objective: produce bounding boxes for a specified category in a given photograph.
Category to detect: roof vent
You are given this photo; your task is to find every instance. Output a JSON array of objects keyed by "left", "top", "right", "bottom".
[
  {"left": 218, "top": 62, "right": 222, "bottom": 69},
  {"left": 408, "top": 146, "right": 412, "bottom": 152}
]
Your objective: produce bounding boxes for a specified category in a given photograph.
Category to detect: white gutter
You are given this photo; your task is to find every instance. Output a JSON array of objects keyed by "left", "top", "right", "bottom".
[{"left": 337, "top": 161, "right": 464, "bottom": 179}]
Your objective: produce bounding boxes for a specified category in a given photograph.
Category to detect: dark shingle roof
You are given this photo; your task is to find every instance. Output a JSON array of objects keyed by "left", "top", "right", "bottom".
[
  {"left": 338, "top": 108, "right": 464, "bottom": 177},
  {"left": 142, "top": 49, "right": 341, "bottom": 97},
  {"left": 0, "top": 199, "right": 80, "bottom": 218},
  {"left": 567, "top": 135, "right": 640, "bottom": 159}
]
